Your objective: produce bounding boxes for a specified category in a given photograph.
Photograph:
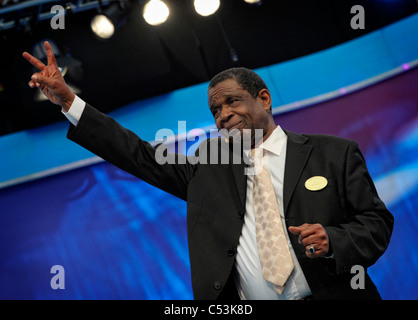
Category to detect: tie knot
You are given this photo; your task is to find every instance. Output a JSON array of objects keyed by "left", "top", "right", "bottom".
[{"left": 250, "top": 147, "right": 264, "bottom": 159}]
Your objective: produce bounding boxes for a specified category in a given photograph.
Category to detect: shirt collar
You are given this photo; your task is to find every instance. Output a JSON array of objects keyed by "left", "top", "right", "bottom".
[
  {"left": 243, "top": 126, "right": 287, "bottom": 161},
  {"left": 260, "top": 125, "right": 287, "bottom": 157}
]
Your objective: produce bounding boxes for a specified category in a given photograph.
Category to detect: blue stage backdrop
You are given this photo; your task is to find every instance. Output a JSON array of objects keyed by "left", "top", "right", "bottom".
[{"left": 0, "top": 66, "right": 417, "bottom": 300}]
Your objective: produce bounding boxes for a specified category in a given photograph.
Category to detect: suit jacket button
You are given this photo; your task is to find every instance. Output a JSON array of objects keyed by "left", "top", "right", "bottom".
[
  {"left": 228, "top": 249, "right": 236, "bottom": 256},
  {"left": 238, "top": 211, "right": 245, "bottom": 219},
  {"left": 213, "top": 281, "right": 222, "bottom": 290}
]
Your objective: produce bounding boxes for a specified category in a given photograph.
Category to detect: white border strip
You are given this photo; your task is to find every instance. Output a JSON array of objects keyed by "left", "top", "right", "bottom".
[
  {"left": 272, "top": 60, "right": 418, "bottom": 115},
  {"left": 1, "top": 60, "right": 417, "bottom": 190},
  {"left": 0, "top": 156, "right": 103, "bottom": 189}
]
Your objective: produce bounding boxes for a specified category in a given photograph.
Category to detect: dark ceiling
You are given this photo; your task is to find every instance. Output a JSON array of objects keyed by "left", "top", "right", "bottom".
[{"left": 1, "top": 0, "right": 417, "bottom": 137}]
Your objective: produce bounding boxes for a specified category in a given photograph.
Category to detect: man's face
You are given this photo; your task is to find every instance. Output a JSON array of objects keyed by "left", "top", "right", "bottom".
[{"left": 208, "top": 78, "right": 274, "bottom": 143}]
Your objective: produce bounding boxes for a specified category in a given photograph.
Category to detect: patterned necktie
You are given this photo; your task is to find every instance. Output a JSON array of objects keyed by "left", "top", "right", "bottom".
[{"left": 251, "top": 148, "right": 294, "bottom": 294}]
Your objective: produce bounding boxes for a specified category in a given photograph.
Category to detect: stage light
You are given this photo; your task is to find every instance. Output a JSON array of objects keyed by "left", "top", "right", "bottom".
[
  {"left": 91, "top": 1, "right": 128, "bottom": 39},
  {"left": 194, "top": 0, "right": 220, "bottom": 16},
  {"left": 243, "top": 0, "right": 262, "bottom": 4},
  {"left": 91, "top": 14, "right": 115, "bottom": 39},
  {"left": 143, "top": 0, "right": 169, "bottom": 26}
]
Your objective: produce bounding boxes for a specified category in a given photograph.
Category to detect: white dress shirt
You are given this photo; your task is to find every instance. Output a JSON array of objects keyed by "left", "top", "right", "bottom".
[
  {"left": 62, "top": 95, "right": 85, "bottom": 125},
  {"left": 234, "top": 126, "right": 312, "bottom": 300},
  {"left": 63, "top": 97, "right": 312, "bottom": 300}
]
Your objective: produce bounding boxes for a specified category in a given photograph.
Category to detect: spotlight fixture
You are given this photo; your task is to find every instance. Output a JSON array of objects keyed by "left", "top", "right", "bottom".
[
  {"left": 194, "top": 0, "right": 220, "bottom": 17},
  {"left": 243, "top": 0, "right": 262, "bottom": 4},
  {"left": 143, "top": 0, "right": 169, "bottom": 26},
  {"left": 91, "top": 14, "right": 115, "bottom": 39},
  {"left": 91, "top": 1, "right": 128, "bottom": 39}
]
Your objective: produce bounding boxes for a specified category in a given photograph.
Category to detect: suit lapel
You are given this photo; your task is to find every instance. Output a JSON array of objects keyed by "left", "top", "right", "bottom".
[
  {"left": 283, "top": 130, "right": 312, "bottom": 215},
  {"left": 230, "top": 159, "right": 247, "bottom": 212},
  {"left": 216, "top": 138, "right": 246, "bottom": 211},
  {"left": 226, "top": 130, "right": 312, "bottom": 214}
]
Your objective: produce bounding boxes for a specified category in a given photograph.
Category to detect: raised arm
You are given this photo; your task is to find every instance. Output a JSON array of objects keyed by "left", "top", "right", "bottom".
[
  {"left": 22, "top": 41, "right": 196, "bottom": 201},
  {"left": 22, "top": 41, "right": 75, "bottom": 111}
]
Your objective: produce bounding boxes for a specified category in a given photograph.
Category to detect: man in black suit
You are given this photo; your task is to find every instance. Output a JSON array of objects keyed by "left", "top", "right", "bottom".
[{"left": 23, "top": 42, "right": 393, "bottom": 300}]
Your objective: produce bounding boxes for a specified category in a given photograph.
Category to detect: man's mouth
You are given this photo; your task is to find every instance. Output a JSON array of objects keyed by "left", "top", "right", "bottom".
[{"left": 225, "top": 121, "right": 242, "bottom": 131}]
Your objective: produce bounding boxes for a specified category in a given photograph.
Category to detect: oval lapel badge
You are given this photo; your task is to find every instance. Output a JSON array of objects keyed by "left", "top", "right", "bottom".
[{"left": 305, "top": 176, "right": 328, "bottom": 191}]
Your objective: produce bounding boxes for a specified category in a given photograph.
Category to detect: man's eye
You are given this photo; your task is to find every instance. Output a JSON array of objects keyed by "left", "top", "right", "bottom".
[
  {"left": 212, "top": 108, "right": 220, "bottom": 117},
  {"left": 228, "top": 98, "right": 237, "bottom": 104}
]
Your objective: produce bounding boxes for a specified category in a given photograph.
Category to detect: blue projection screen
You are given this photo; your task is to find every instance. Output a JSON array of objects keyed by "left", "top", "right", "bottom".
[{"left": 0, "top": 161, "right": 191, "bottom": 299}]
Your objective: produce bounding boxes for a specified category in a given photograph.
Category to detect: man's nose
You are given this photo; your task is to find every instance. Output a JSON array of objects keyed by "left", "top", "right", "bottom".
[{"left": 220, "top": 106, "right": 232, "bottom": 122}]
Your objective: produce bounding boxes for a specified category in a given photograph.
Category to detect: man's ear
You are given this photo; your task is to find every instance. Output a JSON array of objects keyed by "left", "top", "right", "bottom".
[{"left": 258, "top": 89, "right": 272, "bottom": 112}]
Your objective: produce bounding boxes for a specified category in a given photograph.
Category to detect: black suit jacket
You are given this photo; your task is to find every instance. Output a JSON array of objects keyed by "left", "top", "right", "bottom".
[{"left": 68, "top": 104, "right": 393, "bottom": 300}]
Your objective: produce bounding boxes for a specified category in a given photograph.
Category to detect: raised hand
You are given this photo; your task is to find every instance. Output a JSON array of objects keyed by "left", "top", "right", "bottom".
[{"left": 22, "top": 41, "right": 75, "bottom": 112}]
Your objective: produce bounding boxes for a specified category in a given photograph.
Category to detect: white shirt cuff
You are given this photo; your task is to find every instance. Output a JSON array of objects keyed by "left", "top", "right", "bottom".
[{"left": 61, "top": 95, "right": 86, "bottom": 126}]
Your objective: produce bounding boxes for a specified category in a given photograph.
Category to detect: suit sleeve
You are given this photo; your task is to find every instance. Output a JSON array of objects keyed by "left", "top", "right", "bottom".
[
  {"left": 324, "top": 141, "right": 394, "bottom": 274},
  {"left": 66, "top": 103, "right": 196, "bottom": 201}
]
